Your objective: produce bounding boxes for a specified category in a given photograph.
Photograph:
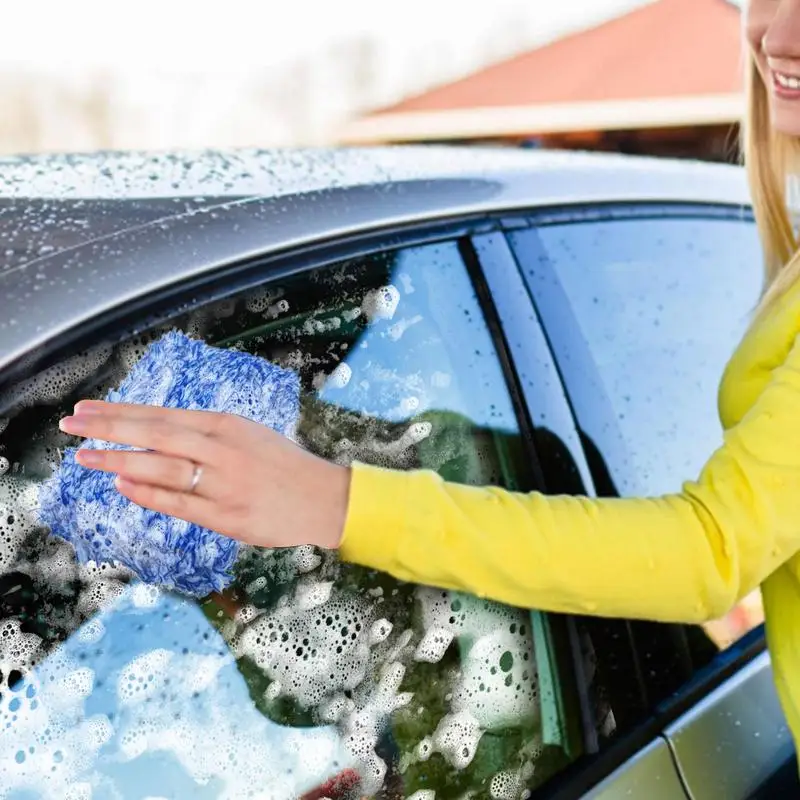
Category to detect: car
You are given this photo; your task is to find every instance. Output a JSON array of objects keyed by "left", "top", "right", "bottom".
[{"left": 0, "top": 146, "right": 794, "bottom": 800}]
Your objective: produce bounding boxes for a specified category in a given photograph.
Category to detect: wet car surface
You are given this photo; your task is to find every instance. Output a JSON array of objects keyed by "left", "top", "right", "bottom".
[{"left": 0, "top": 147, "right": 793, "bottom": 799}]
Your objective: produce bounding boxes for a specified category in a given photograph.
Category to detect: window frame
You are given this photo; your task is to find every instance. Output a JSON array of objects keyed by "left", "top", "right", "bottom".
[
  {"left": 461, "top": 234, "right": 588, "bottom": 767},
  {"left": 469, "top": 233, "right": 598, "bottom": 759}
]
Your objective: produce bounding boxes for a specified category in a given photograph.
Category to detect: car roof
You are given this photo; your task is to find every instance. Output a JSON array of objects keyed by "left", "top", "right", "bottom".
[
  {"left": 0, "top": 147, "right": 752, "bottom": 379},
  {"left": 0, "top": 146, "right": 750, "bottom": 201}
]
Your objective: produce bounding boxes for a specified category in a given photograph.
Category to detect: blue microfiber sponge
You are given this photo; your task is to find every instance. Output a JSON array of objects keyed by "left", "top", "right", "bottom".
[{"left": 38, "top": 331, "right": 301, "bottom": 597}]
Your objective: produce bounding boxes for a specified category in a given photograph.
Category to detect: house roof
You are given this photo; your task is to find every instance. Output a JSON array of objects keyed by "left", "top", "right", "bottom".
[{"left": 340, "top": 0, "right": 745, "bottom": 143}]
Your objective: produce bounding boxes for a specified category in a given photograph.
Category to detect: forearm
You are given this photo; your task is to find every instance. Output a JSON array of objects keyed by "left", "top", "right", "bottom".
[
  {"left": 338, "top": 463, "right": 760, "bottom": 624},
  {"left": 335, "top": 336, "right": 800, "bottom": 622}
]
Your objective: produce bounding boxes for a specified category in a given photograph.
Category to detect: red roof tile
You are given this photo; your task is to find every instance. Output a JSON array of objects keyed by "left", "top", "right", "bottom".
[{"left": 380, "top": 0, "right": 743, "bottom": 114}]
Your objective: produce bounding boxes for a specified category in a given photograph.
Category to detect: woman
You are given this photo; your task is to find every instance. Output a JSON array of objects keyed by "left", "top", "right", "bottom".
[{"left": 58, "top": 0, "right": 800, "bottom": 757}]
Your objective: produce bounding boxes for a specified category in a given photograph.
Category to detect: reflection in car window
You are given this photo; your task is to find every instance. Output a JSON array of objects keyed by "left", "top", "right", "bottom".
[
  {"left": 0, "top": 241, "right": 581, "bottom": 798},
  {"left": 514, "top": 216, "right": 764, "bottom": 650}
]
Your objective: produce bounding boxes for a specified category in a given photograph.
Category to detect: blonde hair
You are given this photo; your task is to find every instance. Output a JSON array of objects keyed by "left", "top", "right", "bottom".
[{"left": 743, "top": 52, "right": 800, "bottom": 316}]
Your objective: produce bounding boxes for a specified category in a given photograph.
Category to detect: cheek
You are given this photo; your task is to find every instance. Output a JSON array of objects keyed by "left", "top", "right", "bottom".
[
  {"left": 744, "top": 24, "right": 769, "bottom": 83},
  {"left": 745, "top": 23, "right": 764, "bottom": 59},
  {"left": 745, "top": 19, "right": 762, "bottom": 51},
  {"left": 744, "top": 2, "right": 770, "bottom": 67}
]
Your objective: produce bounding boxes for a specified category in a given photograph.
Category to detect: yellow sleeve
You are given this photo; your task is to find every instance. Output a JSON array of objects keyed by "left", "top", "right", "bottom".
[{"left": 339, "top": 334, "right": 800, "bottom": 624}]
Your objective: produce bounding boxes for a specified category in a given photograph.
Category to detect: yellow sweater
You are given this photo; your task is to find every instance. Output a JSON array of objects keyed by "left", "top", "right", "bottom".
[{"left": 339, "top": 277, "right": 800, "bottom": 750}]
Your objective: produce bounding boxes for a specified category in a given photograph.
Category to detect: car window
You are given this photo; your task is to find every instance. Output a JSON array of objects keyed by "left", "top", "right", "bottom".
[
  {"left": 509, "top": 214, "right": 765, "bottom": 654},
  {"left": 0, "top": 240, "right": 582, "bottom": 798}
]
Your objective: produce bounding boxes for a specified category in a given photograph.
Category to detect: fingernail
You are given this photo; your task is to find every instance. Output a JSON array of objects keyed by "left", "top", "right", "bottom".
[{"left": 59, "top": 416, "right": 87, "bottom": 434}]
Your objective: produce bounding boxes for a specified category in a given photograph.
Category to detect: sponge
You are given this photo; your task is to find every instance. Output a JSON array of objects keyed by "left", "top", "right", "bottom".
[{"left": 38, "top": 331, "right": 301, "bottom": 597}]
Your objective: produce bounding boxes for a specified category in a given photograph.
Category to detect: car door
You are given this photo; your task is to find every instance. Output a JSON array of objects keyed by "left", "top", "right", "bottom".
[
  {"left": 0, "top": 215, "right": 611, "bottom": 800},
  {"left": 506, "top": 203, "right": 796, "bottom": 799}
]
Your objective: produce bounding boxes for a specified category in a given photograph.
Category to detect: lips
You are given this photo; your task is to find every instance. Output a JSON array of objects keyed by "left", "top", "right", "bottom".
[{"left": 772, "top": 70, "right": 800, "bottom": 98}]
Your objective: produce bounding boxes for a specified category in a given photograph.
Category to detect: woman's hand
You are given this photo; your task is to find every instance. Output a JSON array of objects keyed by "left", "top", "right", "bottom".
[{"left": 59, "top": 400, "right": 350, "bottom": 551}]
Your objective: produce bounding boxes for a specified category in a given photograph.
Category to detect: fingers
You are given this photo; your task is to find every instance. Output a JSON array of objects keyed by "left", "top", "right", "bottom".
[
  {"left": 114, "top": 476, "right": 228, "bottom": 535},
  {"left": 60, "top": 413, "right": 224, "bottom": 465},
  {"left": 73, "top": 400, "right": 233, "bottom": 437},
  {"left": 75, "top": 449, "right": 216, "bottom": 498},
  {"left": 62, "top": 399, "right": 257, "bottom": 544}
]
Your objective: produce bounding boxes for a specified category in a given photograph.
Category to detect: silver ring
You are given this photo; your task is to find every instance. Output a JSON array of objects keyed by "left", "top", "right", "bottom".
[{"left": 188, "top": 463, "right": 203, "bottom": 494}]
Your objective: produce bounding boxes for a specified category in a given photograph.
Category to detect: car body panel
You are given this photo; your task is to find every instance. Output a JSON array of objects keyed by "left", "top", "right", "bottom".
[
  {"left": 583, "top": 738, "right": 688, "bottom": 800},
  {"left": 0, "top": 147, "right": 749, "bottom": 202},
  {"left": 665, "top": 651, "right": 794, "bottom": 799}
]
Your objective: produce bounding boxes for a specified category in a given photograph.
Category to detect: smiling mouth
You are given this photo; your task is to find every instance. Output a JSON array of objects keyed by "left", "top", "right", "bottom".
[{"left": 773, "top": 70, "right": 800, "bottom": 95}]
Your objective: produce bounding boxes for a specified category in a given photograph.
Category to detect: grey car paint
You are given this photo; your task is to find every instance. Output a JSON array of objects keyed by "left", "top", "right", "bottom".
[
  {"left": 585, "top": 739, "right": 689, "bottom": 800},
  {"left": 0, "top": 147, "right": 786, "bottom": 798},
  {"left": 666, "top": 652, "right": 792, "bottom": 799},
  {"left": 0, "top": 148, "right": 749, "bottom": 375},
  {"left": 0, "top": 147, "right": 749, "bottom": 200}
]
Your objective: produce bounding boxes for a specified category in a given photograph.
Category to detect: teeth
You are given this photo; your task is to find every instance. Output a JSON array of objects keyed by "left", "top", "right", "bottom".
[{"left": 776, "top": 72, "right": 800, "bottom": 90}]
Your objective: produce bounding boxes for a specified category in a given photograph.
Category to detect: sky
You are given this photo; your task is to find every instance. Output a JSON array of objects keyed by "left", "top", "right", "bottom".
[
  {"left": 1, "top": 0, "right": 653, "bottom": 74},
  {"left": 0, "top": 0, "right": 658, "bottom": 151}
]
